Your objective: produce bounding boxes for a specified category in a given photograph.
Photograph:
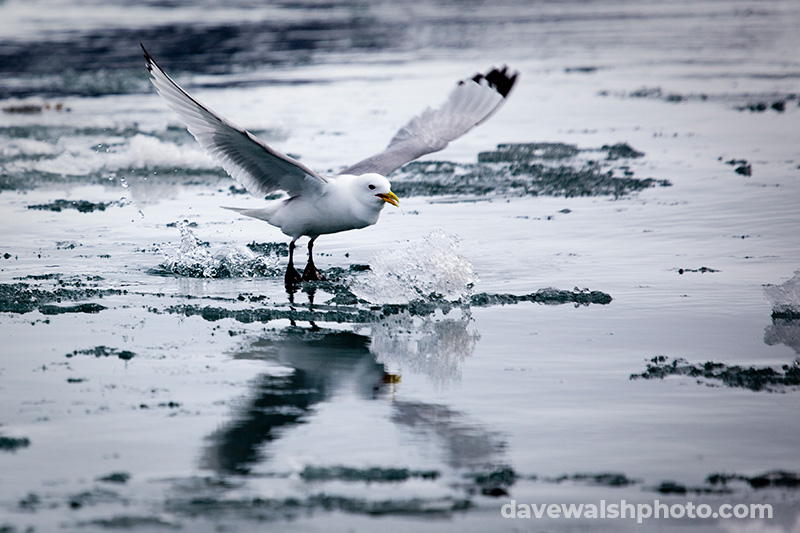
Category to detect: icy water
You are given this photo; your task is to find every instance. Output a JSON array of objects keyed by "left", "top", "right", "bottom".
[{"left": 2, "top": 1, "right": 800, "bottom": 531}]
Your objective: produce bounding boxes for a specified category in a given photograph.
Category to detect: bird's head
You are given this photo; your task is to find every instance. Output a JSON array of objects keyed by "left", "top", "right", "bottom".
[{"left": 352, "top": 173, "right": 399, "bottom": 209}]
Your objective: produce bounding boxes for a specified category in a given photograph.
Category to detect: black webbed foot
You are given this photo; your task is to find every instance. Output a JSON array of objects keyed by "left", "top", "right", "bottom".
[
  {"left": 301, "top": 260, "right": 326, "bottom": 282},
  {"left": 301, "top": 237, "right": 326, "bottom": 281},
  {"left": 285, "top": 264, "right": 302, "bottom": 287}
]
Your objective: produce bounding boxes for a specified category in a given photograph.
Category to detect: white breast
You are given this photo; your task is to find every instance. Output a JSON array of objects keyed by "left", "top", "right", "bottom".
[{"left": 272, "top": 178, "right": 385, "bottom": 239}]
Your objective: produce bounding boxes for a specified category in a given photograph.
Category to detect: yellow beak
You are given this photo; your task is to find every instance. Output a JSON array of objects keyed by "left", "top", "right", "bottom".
[{"left": 376, "top": 191, "right": 400, "bottom": 207}]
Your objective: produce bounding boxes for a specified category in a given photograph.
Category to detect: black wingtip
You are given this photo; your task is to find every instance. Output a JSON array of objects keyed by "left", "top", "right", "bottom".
[
  {"left": 140, "top": 42, "right": 155, "bottom": 72},
  {"left": 473, "top": 65, "right": 518, "bottom": 98}
]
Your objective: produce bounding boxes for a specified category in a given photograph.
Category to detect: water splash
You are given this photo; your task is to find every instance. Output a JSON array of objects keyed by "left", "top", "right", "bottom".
[
  {"left": 156, "top": 220, "right": 281, "bottom": 278},
  {"left": 349, "top": 230, "right": 477, "bottom": 305},
  {"left": 31, "top": 134, "right": 215, "bottom": 177}
]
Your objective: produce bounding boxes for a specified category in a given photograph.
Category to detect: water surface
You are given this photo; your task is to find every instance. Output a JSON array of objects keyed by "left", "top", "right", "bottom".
[{"left": 1, "top": 1, "right": 800, "bottom": 531}]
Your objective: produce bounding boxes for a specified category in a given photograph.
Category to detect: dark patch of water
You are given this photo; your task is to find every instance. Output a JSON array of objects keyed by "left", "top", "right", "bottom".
[
  {"left": 2, "top": 101, "right": 67, "bottom": 114},
  {"left": 772, "top": 310, "right": 800, "bottom": 320},
  {"left": 602, "top": 142, "right": 644, "bottom": 160},
  {"left": 165, "top": 492, "right": 471, "bottom": 520},
  {"left": 157, "top": 285, "right": 612, "bottom": 325},
  {"left": 27, "top": 199, "right": 115, "bottom": 213},
  {"left": 80, "top": 515, "right": 180, "bottom": 530},
  {"left": 677, "top": 266, "right": 720, "bottom": 274},
  {"left": 299, "top": 465, "right": 440, "bottom": 483},
  {"left": 66, "top": 346, "right": 136, "bottom": 361},
  {"left": 245, "top": 241, "right": 289, "bottom": 257},
  {"left": 390, "top": 143, "right": 669, "bottom": 200},
  {"left": 735, "top": 99, "right": 795, "bottom": 113},
  {"left": 630, "top": 355, "right": 800, "bottom": 392},
  {"left": 470, "top": 288, "right": 613, "bottom": 307},
  {"left": 708, "top": 470, "right": 800, "bottom": 490},
  {"left": 601, "top": 87, "right": 799, "bottom": 117},
  {"left": 0, "top": 435, "right": 31, "bottom": 452},
  {"left": 67, "top": 487, "right": 126, "bottom": 510},
  {"left": 548, "top": 472, "right": 637, "bottom": 487},
  {"left": 647, "top": 470, "right": 800, "bottom": 495},
  {"left": 156, "top": 302, "right": 374, "bottom": 325},
  {"left": 0, "top": 10, "right": 398, "bottom": 97},
  {"left": 723, "top": 158, "right": 753, "bottom": 176},
  {"left": 0, "top": 282, "right": 122, "bottom": 314},
  {"left": 467, "top": 466, "right": 517, "bottom": 497}
]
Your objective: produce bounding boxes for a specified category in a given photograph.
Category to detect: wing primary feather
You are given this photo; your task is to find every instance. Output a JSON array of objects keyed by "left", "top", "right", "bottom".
[
  {"left": 341, "top": 65, "right": 518, "bottom": 177},
  {"left": 140, "top": 43, "right": 326, "bottom": 199},
  {"left": 472, "top": 66, "right": 517, "bottom": 98}
]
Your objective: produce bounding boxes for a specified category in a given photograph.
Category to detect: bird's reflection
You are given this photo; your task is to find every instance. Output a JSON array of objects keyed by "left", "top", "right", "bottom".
[
  {"left": 202, "top": 328, "right": 388, "bottom": 474},
  {"left": 390, "top": 400, "right": 505, "bottom": 471},
  {"left": 202, "top": 309, "right": 496, "bottom": 478}
]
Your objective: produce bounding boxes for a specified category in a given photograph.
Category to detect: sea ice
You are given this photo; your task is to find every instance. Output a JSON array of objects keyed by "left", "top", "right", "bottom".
[{"left": 764, "top": 270, "right": 800, "bottom": 315}]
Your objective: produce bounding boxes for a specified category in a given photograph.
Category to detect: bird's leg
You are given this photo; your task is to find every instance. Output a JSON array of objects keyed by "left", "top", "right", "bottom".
[
  {"left": 285, "top": 239, "right": 303, "bottom": 287},
  {"left": 301, "top": 237, "right": 326, "bottom": 281}
]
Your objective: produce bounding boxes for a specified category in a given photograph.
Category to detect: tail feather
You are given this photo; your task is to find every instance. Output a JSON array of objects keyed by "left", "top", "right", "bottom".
[{"left": 221, "top": 205, "right": 277, "bottom": 223}]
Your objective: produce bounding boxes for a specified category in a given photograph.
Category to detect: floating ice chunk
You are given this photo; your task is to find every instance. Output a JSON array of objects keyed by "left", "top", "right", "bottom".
[
  {"left": 764, "top": 270, "right": 800, "bottom": 315},
  {"left": 349, "top": 230, "right": 477, "bottom": 305},
  {"left": 157, "top": 220, "right": 280, "bottom": 278},
  {"left": 764, "top": 271, "right": 800, "bottom": 354}
]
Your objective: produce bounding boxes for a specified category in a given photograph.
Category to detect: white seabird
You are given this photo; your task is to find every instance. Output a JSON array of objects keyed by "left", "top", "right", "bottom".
[{"left": 141, "top": 44, "right": 517, "bottom": 285}]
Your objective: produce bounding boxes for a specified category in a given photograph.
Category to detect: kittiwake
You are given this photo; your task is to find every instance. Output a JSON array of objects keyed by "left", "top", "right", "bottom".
[{"left": 141, "top": 44, "right": 517, "bottom": 286}]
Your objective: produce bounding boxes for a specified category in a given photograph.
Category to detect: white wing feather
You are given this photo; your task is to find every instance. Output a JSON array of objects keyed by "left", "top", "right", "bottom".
[
  {"left": 142, "top": 44, "right": 326, "bottom": 198},
  {"left": 341, "top": 66, "right": 518, "bottom": 177}
]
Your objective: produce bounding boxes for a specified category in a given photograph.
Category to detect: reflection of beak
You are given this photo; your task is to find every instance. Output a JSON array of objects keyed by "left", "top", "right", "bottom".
[{"left": 376, "top": 191, "right": 400, "bottom": 207}]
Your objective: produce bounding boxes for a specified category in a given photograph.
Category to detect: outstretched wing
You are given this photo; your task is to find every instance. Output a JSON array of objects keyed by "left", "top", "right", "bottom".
[
  {"left": 141, "top": 44, "right": 327, "bottom": 198},
  {"left": 341, "top": 66, "right": 518, "bottom": 177}
]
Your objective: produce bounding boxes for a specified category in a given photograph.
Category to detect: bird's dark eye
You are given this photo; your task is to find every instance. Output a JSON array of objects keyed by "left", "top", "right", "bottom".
[{"left": 368, "top": 184, "right": 376, "bottom": 190}]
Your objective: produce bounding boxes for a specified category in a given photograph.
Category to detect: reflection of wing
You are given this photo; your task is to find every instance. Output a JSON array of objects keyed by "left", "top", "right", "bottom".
[
  {"left": 391, "top": 401, "right": 506, "bottom": 470},
  {"left": 201, "top": 330, "right": 385, "bottom": 474},
  {"left": 341, "top": 66, "right": 518, "bottom": 177},
  {"left": 142, "top": 44, "right": 327, "bottom": 198},
  {"left": 201, "top": 369, "right": 327, "bottom": 474}
]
